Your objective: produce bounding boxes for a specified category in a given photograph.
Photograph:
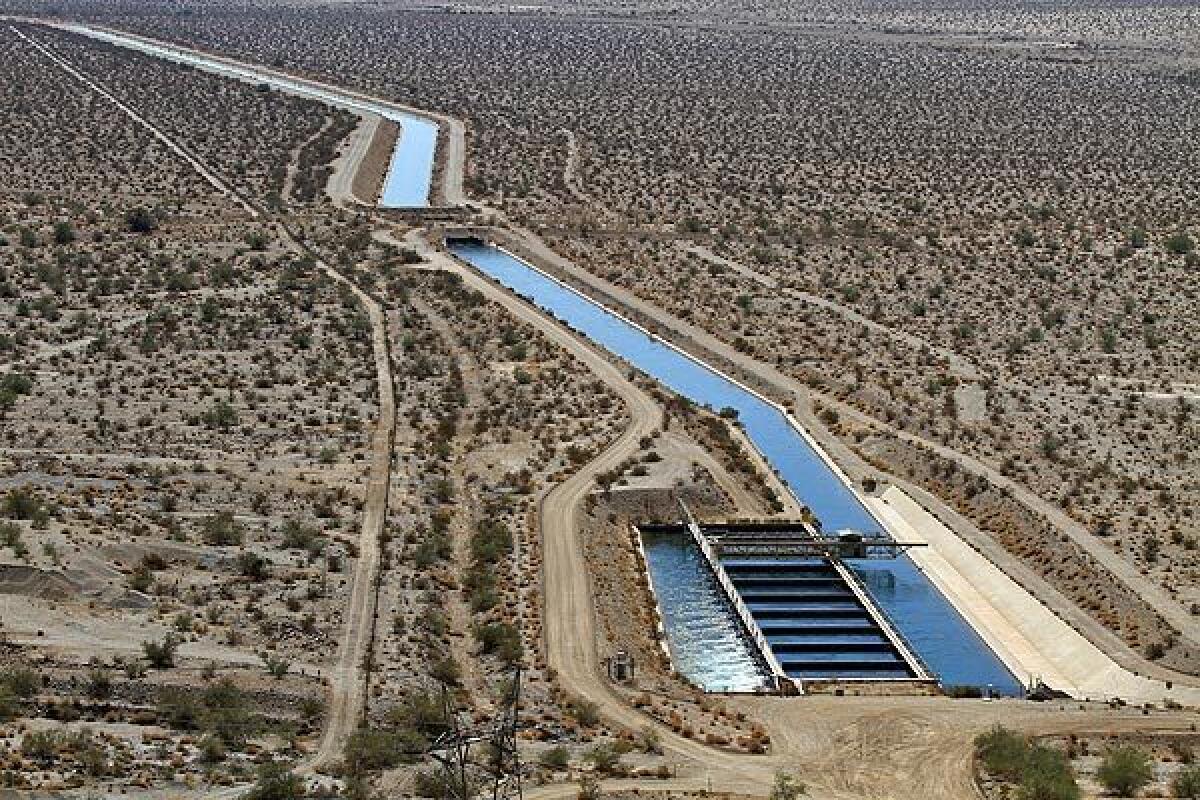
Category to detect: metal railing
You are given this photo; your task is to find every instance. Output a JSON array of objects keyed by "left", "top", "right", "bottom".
[
  {"left": 834, "top": 562, "right": 937, "bottom": 683},
  {"left": 678, "top": 502, "right": 794, "bottom": 694}
]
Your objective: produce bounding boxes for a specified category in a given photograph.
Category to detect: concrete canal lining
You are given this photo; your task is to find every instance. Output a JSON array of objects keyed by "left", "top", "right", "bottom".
[
  {"left": 447, "top": 238, "right": 1021, "bottom": 693},
  {"left": 866, "top": 486, "right": 1200, "bottom": 705}
]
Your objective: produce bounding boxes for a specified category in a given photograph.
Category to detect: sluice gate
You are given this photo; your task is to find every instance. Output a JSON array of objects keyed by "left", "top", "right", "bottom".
[{"left": 667, "top": 502, "right": 935, "bottom": 691}]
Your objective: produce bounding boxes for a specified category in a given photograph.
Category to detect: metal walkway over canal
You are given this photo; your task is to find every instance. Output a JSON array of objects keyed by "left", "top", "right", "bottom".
[{"left": 652, "top": 502, "right": 935, "bottom": 694}]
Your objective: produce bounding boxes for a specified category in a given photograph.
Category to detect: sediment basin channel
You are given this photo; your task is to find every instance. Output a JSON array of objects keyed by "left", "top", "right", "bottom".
[
  {"left": 56, "top": 23, "right": 437, "bottom": 207},
  {"left": 449, "top": 241, "right": 1021, "bottom": 695}
]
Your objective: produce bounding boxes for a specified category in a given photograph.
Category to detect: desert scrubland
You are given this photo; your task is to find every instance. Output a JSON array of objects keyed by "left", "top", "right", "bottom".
[
  {"left": 3, "top": 0, "right": 1200, "bottom": 797},
  {"left": 68, "top": 0, "right": 1200, "bottom": 673},
  {"left": 0, "top": 15, "right": 753, "bottom": 793}
]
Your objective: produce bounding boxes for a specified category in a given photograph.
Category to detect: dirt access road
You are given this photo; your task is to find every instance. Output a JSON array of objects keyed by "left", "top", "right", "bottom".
[
  {"left": 35, "top": 19, "right": 1200, "bottom": 799},
  {"left": 404, "top": 233, "right": 1200, "bottom": 800},
  {"left": 16, "top": 22, "right": 398, "bottom": 791}
]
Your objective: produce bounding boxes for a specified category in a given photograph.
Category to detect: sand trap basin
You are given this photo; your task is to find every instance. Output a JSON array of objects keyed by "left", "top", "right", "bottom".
[
  {"left": 640, "top": 530, "right": 771, "bottom": 693},
  {"left": 449, "top": 238, "right": 1023, "bottom": 695},
  {"left": 722, "top": 557, "right": 915, "bottom": 681}
]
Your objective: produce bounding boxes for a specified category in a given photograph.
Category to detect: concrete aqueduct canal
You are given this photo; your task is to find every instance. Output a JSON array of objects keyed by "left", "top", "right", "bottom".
[{"left": 60, "top": 20, "right": 1021, "bottom": 696}]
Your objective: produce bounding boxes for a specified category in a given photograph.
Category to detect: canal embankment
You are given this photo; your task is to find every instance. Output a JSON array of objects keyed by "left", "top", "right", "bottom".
[
  {"left": 447, "top": 227, "right": 1200, "bottom": 704},
  {"left": 44, "top": 19, "right": 446, "bottom": 208},
  {"left": 867, "top": 485, "right": 1200, "bottom": 706},
  {"left": 444, "top": 237, "right": 1020, "bottom": 694}
]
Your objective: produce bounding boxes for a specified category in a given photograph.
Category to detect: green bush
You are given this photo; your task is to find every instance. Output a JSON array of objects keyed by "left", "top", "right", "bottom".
[
  {"left": 345, "top": 728, "right": 424, "bottom": 775},
  {"left": 1019, "top": 745, "right": 1079, "bottom": 800},
  {"left": 21, "top": 730, "right": 61, "bottom": 762},
  {"left": 1174, "top": 765, "right": 1200, "bottom": 799},
  {"left": 473, "top": 622, "right": 523, "bottom": 665},
  {"left": 2, "top": 487, "right": 42, "bottom": 520},
  {"left": 0, "top": 686, "right": 16, "bottom": 722},
  {"left": 567, "top": 696, "right": 600, "bottom": 727},
  {"left": 1165, "top": 231, "right": 1195, "bottom": 255},
  {"left": 539, "top": 746, "right": 569, "bottom": 770},
  {"left": 976, "top": 725, "right": 1030, "bottom": 781},
  {"left": 384, "top": 689, "right": 449, "bottom": 737},
  {"left": 770, "top": 770, "right": 807, "bottom": 800},
  {"left": 142, "top": 634, "right": 180, "bottom": 669},
  {"left": 585, "top": 743, "right": 620, "bottom": 775},
  {"left": 1096, "top": 746, "right": 1152, "bottom": 796},
  {"left": 975, "top": 727, "right": 1079, "bottom": 800},
  {"left": 199, "top": 734, "right": 227, "bottom": 764},
  {"left": 201, "top": 511, "right": 245, "bottom": 546},
  {"left": 244, "top": 763, "right": 305, "bottom": 800}
]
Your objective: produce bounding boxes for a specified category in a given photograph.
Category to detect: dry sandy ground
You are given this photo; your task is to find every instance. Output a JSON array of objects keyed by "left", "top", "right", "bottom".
[
  {"left": 2, "top": 28, "right": 396, "bottom": 794},
  {"left": 19, "top": 20, "right": 1200, "bottom": 800}
]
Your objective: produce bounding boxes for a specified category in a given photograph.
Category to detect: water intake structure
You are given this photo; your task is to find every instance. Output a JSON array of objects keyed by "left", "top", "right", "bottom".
[{"left": 447, "top": 239, "right": 1022, "bottom": 696}]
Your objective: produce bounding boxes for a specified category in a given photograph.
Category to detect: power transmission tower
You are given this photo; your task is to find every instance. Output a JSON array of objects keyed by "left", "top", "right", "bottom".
[{"left": 427, "top": 666, "right": 523, "bottom": 800}]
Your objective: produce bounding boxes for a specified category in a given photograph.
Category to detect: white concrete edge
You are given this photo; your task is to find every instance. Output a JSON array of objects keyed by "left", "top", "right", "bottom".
[
  {"left": 863, "top": 495, "right": 1034, "bottom": 690},
  {"left": 872, "top": 486, "right": 1200, "bottom": 707}
]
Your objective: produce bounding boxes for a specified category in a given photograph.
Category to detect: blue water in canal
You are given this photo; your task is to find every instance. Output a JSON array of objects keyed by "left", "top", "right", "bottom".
[
  {"left": 67, "top": 25, "right": 437, "bottom": 208},
  {"left": 641, "top": 533, "right": 769, "bottom": 692},
  {"left": 449, "top": 241, "right": 1022, "bottom": 695},
  {"left": 380, "top": 115, "right": 437, "bottom": 208}
]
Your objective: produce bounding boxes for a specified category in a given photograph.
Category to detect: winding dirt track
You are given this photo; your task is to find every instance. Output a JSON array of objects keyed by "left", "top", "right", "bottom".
[
  {"left": 15, "top": 22, "right": 396, "bottom": 790},
  {"left": 391, "top": 234, "right": 776, "bottom": 784},
  {"left": 29, "top": 20, "right": 1200, "bottom": 799},
  {"left": 296, "top": 250, "right": 394, "bottom": 777}
]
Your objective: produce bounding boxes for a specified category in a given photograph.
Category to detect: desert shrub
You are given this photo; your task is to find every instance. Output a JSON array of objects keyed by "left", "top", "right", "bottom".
[
  {"left": 566, "top": 696, "right": 600, "bottom": 727},
  {"left": 86, "top": 669, "right": 112, "bottom": 701},
  {"left": 976, "top": 726, "right": 1030, "bottom": 781},
  {"left": 1165, "top": 231, "right": 1195, "bottom": 255},
  {"left": 471, "top": 520, "right": 512, "bottom": 563},
  {"left": 245, "top": 763, "right": 305, "bottom": 800},
  {"left": 473, "top": 622, "right": 523, "bottom": 665},
  {"left": 1174, "top": 765, "right": 1200, "bottom": 798},
  {"left": 282, "top": 518, "right": 320, "bottom": 551},
  {"left": 125, "top": 207, "right": 158, "bottom": 233},
  {"left": 21, "top": 730, "right": 61, "bottom": 762},
  {"left": 385, "top": 688, "right": 449, "bottom": 737},
  {"left": 414, "top": 769, "right": 470, "bottom": 799},
  {"left": 236, "top": 552, "right": 270, "bottom": 580},
  {"left": 201, "top": 512, "right": 245, "bottom": 546},
  {"left": 2, "top": 487, "right": 43, "bottom": 520},
  {"left": 158, "top": 679, "right": 255, "bottom": 748},
  {"left": 203, "top": 679, "right": 254, "bottom": 747},
  {"left": 770, "top": 770, "right": 807, "bottom": 800},
  {"left": 52, "top": 221, "right": 75, "bottom": 245},
  {"left": 975, "top": 727, "right": 1081, "bottom": 800},
  {"left": 202, "top": 399, "right": 239, "bottom": 430},
  {"left": 1097, "top": 746, "right": 1153, "bottom": 796},
  {"left": 143, "top": 634, "right": 181, "bottom": 669},
  {"left": 1, "top": 666, "right": 41, "bottom": 698},
  {"left": 0, "top": 686, "right": 16, "bottom": 722},
  {"left": 430, "top": 656, "right": 461, "bottom": 686},
  {"left": 586, "top": 743, "right": 620, "bottom": 775},
  {"left": 199, "top": 734, "right": 227, "bottom": 764},
  {"left": 539, "top": 746, "right": 569, "bottom": 770},
  {"left": 261, "top": 652, "right": 291, "bottom": 679},
  {"left": 157, "top": 687, "right": 202, "bottom": 730},
  {"left": 345, "top": 728, "right": 424, "bottom": 774},
  {"left": 1019, "top": 745, "right": 1079, "bottom": 800}
]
